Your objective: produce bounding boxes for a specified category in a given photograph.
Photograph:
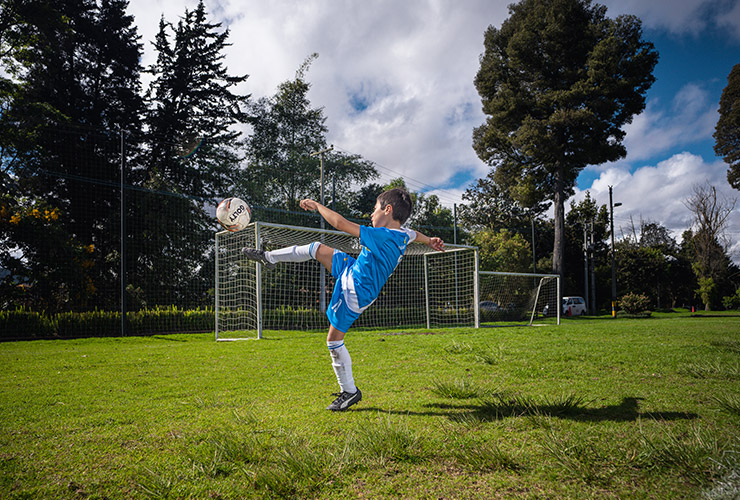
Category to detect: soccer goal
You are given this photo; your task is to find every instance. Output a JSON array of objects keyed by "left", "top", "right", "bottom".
[
  {"left": 478, "top": 271, "right": 561, "bottom": 326},
  {"left": 215, "top": 222, "right": 480, "bottom": 340}
]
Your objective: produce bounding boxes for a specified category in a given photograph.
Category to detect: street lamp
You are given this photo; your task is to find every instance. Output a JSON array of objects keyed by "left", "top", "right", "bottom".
[{"left": 609, "top": 186, "right": 622, "bottom": 318}]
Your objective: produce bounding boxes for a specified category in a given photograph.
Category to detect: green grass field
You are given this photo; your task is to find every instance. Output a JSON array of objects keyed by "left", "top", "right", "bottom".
[{"left": 1, "top": 313, "right": 739, "bottom": 499}]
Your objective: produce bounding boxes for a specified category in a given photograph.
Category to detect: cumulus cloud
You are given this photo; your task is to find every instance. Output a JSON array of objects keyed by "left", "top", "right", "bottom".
[
  {"left": 603, "top": 0, "right": 740, "bottom": 39},
  {"left": 572, "top": 153, "right": 740, "bottom": 259},
  {"left": 127, "top": 0, "right": 739, "bottom": 260},
  {"left": 620, "top": 83, "right": 718, "bottom": 162},
  {"left": 129, "top": 0, "right": 504, "bottom": 196}
]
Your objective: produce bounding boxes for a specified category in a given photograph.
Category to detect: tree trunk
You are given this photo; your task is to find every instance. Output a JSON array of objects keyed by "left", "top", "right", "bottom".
[{"left": 552, "top": 162, "right": 565, "bottom": 296}]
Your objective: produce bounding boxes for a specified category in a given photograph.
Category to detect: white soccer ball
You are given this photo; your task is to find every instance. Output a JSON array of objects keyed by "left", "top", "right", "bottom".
[{"left": 216, "top": 197, "right": 251, "bottom": 232}]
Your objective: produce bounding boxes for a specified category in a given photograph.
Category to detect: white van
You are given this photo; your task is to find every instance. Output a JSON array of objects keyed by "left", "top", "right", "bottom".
[{"left": 562, "top": 296, "right": 587, "bottom": 316}]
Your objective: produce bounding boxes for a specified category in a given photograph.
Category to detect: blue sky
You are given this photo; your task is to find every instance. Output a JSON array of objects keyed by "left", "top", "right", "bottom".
[{"left": 131, "top": 0, "right": 740, "bottom": 255}]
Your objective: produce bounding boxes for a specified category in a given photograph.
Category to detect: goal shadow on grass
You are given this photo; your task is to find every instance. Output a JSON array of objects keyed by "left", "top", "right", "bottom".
[{"left": 357, "top": 397, "right": 698, "bottom": 423}]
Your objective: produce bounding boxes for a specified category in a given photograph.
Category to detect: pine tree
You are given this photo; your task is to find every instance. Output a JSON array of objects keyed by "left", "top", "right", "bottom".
[
  {"left": 0, "top": 0, "right": 144, "bottom": 311},
  {"left": 714, "top": 63, "right": 740, "bottom": 191},
  {"left": 138, "top": 0, "right": 250, "bottom": 307}
]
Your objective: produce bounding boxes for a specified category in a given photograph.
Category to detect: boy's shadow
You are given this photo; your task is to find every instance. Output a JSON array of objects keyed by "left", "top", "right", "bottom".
[{"left": 357, "top": 397, "right": 698, "bottom": 422}]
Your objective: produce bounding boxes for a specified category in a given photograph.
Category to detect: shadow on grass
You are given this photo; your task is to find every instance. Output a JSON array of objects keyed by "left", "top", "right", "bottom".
[{"left": 354, "top": 397, "right": 698, "bottom": 423}]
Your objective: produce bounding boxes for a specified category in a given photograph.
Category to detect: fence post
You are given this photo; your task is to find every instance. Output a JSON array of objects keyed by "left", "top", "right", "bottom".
[{"left": 120, "top": 128, "right": 127, "bottom": 337}]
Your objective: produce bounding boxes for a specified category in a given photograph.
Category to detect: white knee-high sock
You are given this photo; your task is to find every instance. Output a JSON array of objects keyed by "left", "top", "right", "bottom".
[
  {"left": 327, "top": 340, "right": 357, "bottom": 394},
  {"left": 264, "top": 242, "right": 320, "bottom": 264}
]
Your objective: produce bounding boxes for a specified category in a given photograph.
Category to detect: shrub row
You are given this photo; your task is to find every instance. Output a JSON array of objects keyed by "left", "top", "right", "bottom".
[
  {"left": 0, "top": 307, "right": 215, "bottom": 341},
  {"left": 2, "top": 304, "right": 476, "bottom": 341}
]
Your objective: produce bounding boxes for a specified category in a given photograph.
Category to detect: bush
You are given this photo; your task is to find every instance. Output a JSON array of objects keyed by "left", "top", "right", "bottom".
[
  {"left": 722, "top": 289, "right": 740, "bottom": 311},
  {"left": 0, "top": 308, "right": 55, "bottom": 340},
  {"left": 0, "top": 307, "right": 215, "bottom": 341},
  {"left": 619, "top": 293, "right": 651, "bottom": 315}
]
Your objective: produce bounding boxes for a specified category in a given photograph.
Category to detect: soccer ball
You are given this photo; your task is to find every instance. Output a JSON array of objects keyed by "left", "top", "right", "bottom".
[{"left": 216, "top": 197, "right": 251, "bottom": 232}]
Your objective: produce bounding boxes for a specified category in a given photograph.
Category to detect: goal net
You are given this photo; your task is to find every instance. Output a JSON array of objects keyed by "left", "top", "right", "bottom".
[
  {"left": 478, "top": 271, "right": 560, "bottom": 326},
  {"left": 215, "top": 222, "right": 479, "bottom": 340}
]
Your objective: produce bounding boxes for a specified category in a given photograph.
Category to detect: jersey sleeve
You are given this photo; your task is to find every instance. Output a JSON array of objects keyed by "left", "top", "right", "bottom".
[{"left": 403, "top": 228, "right": 417, "bottom": 243}]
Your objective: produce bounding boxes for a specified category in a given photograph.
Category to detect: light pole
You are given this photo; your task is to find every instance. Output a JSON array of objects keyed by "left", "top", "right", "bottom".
[
  {"left": 609, "top": 186, "right": 622, "bottom": 318},
  {"left": 310, "top": 145, "right": 333, "bottom": 313}
]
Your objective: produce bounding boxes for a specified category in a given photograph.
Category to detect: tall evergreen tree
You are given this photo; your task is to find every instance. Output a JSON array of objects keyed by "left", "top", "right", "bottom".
[
  {"left": 472, "top": 0, "right": 658, "bottom": 284},
  {"left": 137, "top": 0, "right": 250, "bottom": 308},
  {"left": 0, "top": 0, "right": 144, "bottom": 311},
  {"left": 714, "top": 62, "right": 740, "bottom": 191}
]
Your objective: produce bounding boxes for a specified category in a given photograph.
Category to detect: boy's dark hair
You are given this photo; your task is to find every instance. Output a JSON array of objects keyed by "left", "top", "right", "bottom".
[{"left": 377, "top": 188, "right": 413, "bottom": 224}]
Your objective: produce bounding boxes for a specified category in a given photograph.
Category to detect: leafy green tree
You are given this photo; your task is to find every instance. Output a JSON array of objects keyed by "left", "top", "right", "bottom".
[
  {"left": 615, "top": 243, "right": 669, "bottom": 309},
  {"left": 714, "top": 63, "right": 740, "bottom": 190},
  {"left": 145, "top": 0, "right": 249, "bottom": 196},
  {"left": 0, "top": 195, "right": 97, "bottom": 312},
  {"left": 246, "top": 54, "right": 326, "bottom": 209},
  {"left": 460, "top": 171, "right": 536, "bottom": 230},
  {"left": 472, "top": 228, "right": 532, "bottom": 272},
  {"left": 314, "top": 150, "right": 378, "bottom": 214},
  {"left": 246, "top": 55, "right": 378, "bottom": 212},
  {"left": 473, "top": 0, "right": 658, "bottom": 282},
  {"left": 683, "top": 183, "right": 737, "bottom": 310},
  {"left": 350, "top": 183, "right": 385, "bottom": 219}
]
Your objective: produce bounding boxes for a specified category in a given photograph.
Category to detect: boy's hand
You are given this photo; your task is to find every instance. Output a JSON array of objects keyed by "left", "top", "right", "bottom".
[
  {"left": 300, "top": 199, "right": 320, "bottom": 212},
  {"left": 428, "top": 237, "right": 445, "bottom": 252}
]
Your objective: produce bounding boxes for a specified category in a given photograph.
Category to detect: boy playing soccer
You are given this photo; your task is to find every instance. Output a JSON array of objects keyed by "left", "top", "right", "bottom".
[{"left": 242, "top": 188, "right": 445, "bottom": 411}]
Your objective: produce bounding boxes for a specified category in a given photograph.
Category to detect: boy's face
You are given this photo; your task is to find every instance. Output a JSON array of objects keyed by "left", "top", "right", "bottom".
[{"left": 371, "top": 201, "right": 393, "bottom": 228}]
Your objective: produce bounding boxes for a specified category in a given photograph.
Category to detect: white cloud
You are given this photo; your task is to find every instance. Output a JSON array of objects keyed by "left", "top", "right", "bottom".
[
  {"left": 127, "top": 0, "right": 740, "bottom": 252},
  {"left": 572, "top": 153, "right": 740, "bottom": 260},
  {"left": 129, "top": 0, "right": 503, "bottom": 196},
  {"left": 717, "top": 0, "right": 740, "bottom": 39},
  {"left": 603, "top": 0, "right": 740, "bottom": 40},
  {"left": 620, "top": 83, "right": 718, "bottom": 162}
]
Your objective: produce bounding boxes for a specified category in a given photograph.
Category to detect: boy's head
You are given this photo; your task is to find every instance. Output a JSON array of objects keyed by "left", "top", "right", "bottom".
[{"left": 375, "top": 188, "right": 413, "bottom": 226}]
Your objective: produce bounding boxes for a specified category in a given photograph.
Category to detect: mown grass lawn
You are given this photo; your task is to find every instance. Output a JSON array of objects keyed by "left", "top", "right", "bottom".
[{"left": 1, "top": 313, "right": 739, "bottom": 499}]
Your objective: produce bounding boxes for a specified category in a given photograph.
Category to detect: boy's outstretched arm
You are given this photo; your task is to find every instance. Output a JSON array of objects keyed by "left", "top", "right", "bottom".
[
  {"left": 414, "top": 230, "right": 445, "bottom": 252},
  {"left": 300, "top": 199, "right": 361, "bottom": 238}
]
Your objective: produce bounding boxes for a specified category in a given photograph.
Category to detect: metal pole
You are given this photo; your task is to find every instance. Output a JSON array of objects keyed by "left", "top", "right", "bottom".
[
  {"left": 609, "top": 186, "right": 619, "bottom": 318},
  {"left": 255, "top": 223, "right": 263, "bottom": 339},
  {"left": 473, "top": 249, "right": 480, "bottom": 328},
  {"left": 424, "top": 253, "right": 430, "bottom": 329},
  {"left": 214, "top": 234, "right": 220, "bottom": 340},
  {"left": 531, "top": 216, "right": 537, "bottom": 274},
  {"left": 589, "top": 221, "right": 596, "bottom": 315},
  {"left": 311, "top": 146, "right": 333, "bottom": 314},
  {"left": 556, "top": 275, "right": 561, "bottom": 325},
  {"left": 120, "top": 129, "right": 127, "bottom": 337},
  {"left": 453, "top": 203, "right": 458, "bottom": 245},
  {"left": 583, "top": 222, "right": 589, "bottom": 316}
]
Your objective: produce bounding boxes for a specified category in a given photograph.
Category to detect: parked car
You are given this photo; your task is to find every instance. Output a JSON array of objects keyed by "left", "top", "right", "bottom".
[
  {"left": 479, "top": 301, "right": 501, "bottom": 312},
  {"left": 562, "top": 296, "right": 587, "bottom": 316}
]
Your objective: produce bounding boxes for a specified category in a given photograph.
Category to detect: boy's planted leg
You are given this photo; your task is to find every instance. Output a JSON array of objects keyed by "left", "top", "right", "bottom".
[{"left": 326, "top": 325, "right": 362, "bottom": 411}]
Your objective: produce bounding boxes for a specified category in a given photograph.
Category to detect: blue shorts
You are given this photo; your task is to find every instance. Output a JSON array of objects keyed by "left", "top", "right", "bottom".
[{"left": 326, "top": 250, "right": 373, "bottom": 333}]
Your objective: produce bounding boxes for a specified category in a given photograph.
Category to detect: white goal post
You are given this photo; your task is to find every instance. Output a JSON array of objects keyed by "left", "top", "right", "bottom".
[
  {"left": 478, "top": 271, "right": 561, "bottom": 326},
  {"left": 215, "top": 222, "right": 479, "bottom": 340}
]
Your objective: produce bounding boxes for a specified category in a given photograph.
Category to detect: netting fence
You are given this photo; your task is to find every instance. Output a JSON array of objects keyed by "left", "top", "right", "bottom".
[{"left": 0, "top": 128, "right": 466, "bottom": 340}]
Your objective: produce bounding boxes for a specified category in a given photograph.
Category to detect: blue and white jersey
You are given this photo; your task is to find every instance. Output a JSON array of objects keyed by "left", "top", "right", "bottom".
[{"left": 341, "top": 226, "right": 416, "bottom": 313}]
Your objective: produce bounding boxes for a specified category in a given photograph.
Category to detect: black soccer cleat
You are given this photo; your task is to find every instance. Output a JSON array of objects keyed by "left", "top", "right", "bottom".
[
  {"left": 327, "top": 389, "right": 362, "bottom": 411},
  {"left": 241, "top": 248, "right": 276, "bottom": 269}
]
